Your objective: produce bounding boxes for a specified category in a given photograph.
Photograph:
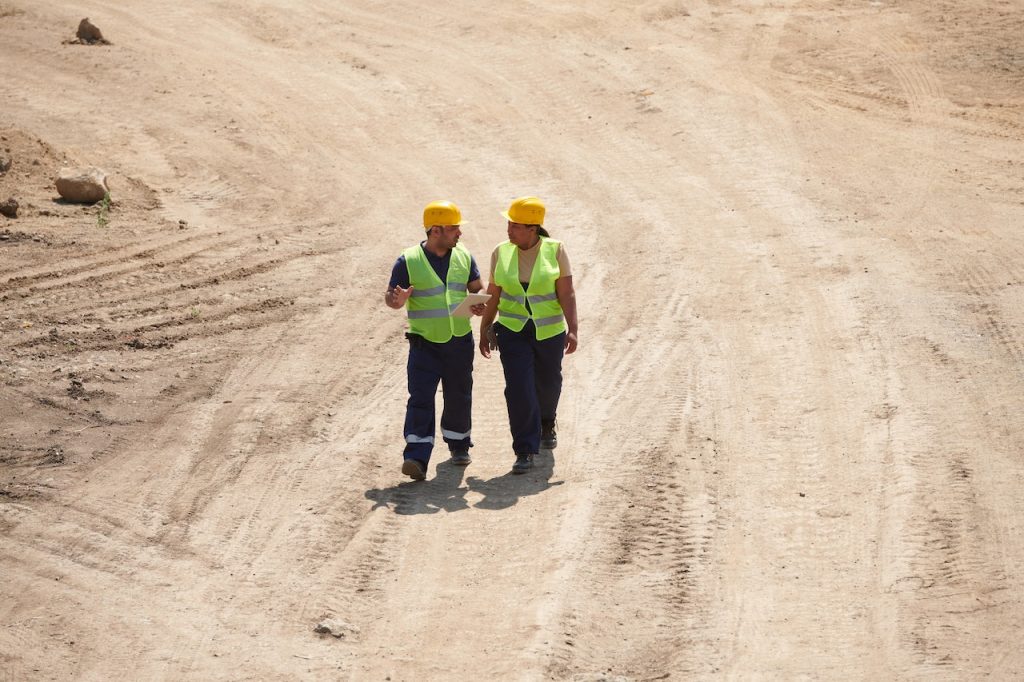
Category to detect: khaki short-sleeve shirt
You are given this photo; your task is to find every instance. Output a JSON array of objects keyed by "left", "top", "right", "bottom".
[{"left": 489, "top": 240, "right": 572, "bottom": 285}]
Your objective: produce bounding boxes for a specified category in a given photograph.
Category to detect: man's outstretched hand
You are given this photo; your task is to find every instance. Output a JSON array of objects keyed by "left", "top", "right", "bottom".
[{"left": 386, "top": 285, "right": 414, "bottom": 308}]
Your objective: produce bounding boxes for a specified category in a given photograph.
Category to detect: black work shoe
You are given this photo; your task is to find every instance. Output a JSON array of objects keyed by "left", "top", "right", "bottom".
[
  {"left": 511, "top": 453, "right": 535, "bottom": 474},
  {"left": 541, "top": 420, "right": 557, "bottom": 449},
  {"left": 402, "top": 459, "right": 426, "bottom": 481},
  {"left": 450, "top": 450, "right": 471, "bottom": 466}
]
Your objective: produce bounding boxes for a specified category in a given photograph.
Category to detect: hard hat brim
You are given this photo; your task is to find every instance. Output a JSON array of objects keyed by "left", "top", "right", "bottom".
[{"left": 502, "top": 211, "right": 542, "bottom": 226}]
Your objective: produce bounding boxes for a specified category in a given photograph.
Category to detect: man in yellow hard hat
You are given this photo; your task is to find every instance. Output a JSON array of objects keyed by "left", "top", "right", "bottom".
[{"left": 385, "top": 200, "right": 486, "bottom": 481}]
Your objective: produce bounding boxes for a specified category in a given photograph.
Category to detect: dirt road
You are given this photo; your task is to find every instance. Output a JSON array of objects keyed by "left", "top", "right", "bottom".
[{"left": 3, "top": 1, "right": 1023, "bottom": 679}]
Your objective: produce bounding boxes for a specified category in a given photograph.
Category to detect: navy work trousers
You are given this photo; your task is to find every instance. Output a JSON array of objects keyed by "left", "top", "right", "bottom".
[
  {"left": 403, "top": 332, "right": 474, "bottom": 466},
  {"left": 495, "top": 321, "right": 565, "bottom": 455}
]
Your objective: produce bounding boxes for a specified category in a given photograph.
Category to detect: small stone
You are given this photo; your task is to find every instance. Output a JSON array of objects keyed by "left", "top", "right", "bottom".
[
  {"left": 76, "top": 18, "right": 110, "bottom": 44},
  {"left": 0, "top": 198, "right": 17, "bottom": 219},
  {"left": 44, "top": 446, "right": 65, "bottom": 465},
  {"left": 0, "top": 153, "right": 11, "bottom": 174},
  {"left": 314, "top": 618, "right": 360, "bottom": 639}
]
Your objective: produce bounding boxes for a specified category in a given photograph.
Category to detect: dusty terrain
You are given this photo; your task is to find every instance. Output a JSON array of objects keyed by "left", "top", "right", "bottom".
[{"left": 3, "top": 0, "right": 1024, "bottom": 679}]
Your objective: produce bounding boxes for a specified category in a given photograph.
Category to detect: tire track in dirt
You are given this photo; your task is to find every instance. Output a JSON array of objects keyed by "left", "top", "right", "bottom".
[
  {"left": 777, "top": 9, "right": 1022, "bottom": 256},
  {"left": 780, "top": 31, "right": 1022, "bottom": 144},
  {"left": 130, "top": 307, "right": 410, "bottom": 670},
  {"left": 1, "top": 511, "right": 165, "bottom": 581},
  {"left": 8, "top": 224, "right": 347, "bottom": 359},
  {"left": 641, "top": 5, "right": 908, "bottom": 672},
  {"left": 302, "top": 501, "right": 406, "bottom": 633},
  {"left": 0, "top": 541, "right": 163, "bottom": 676},
  {"left": 959, "top": 265, "right": 1024, "bottom": 367},
  {"left": 872, "top": 347, "right": 1019, "bottom": 675},
  {"left": 275, "top": 416, "right": 464, "bottom": 669},
  {"left": 487, "top": 9, "right": 754, "bottom": 671},
  {"left": 2, "top": 523, "right": 209, "bottom": 680},
  {"left": 865, "top": 26, "right": 950, "bottom": 224},
  {"left": 3, "top": 231, "right": 318, "bottom": 305},
  {"left": 543, "top": 256, "right": 698, "bottom": 668},
  {"left": 153, "top": 332, "right": 377, "bottom": 550},
  {"left": 0, "top": 231, "right": 233, "bottom": 294},
  {"left": 7, "top": 229, "right": 394, "bottom": 675},
  {"left": 852, "top": 173, "right": 1024, "bottom": 677},
  {"left": 954, "top": 108, "right": 1024, "bottom": 142},
  {"left": 784, "top": 30, "right": 1024, "bottom": 636},
  {"left": 752, "top": 18, "right": 988, "bottom": 675},
  {"left": 767, "top": 13, "right": 952, "bottom": 207},
  {"left": 768, "top": 6, "right": 1024, "bottom": 396},
  {"left": 532, "top": 206, "right": 724, "bottom": 676},
  {"left": 11, "top": 258, "right": 296, "bottom": 335},
  {"left": 179, "top": 175, "right": 239, "bottom": 214},
  {"left": 723, "top": 286, "right": 884, "bottom": 672},
  {"left": 545, "top": 355, "right": 721, "bottom": 678},
  {"left": 1, "top": 424, "right": 205, "bottom": 603},
  {"left": 216, "top": 369, "right": 406, "bottom": 579}
]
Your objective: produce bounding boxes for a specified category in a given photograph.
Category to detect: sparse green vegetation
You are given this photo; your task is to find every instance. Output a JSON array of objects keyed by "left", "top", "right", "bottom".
[{"left": 96, "top": 191, "right": 111, "bottom": 228}]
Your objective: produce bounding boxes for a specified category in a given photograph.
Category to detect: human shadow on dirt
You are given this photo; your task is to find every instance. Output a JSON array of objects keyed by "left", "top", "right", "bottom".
[
  {"left": 364, "top": 449, "right": 563, "bottom": 515},
  {"left": 465, "top": 449, "right": 564, "bottom": 511},
  {"left": 365, "top": 458, "right": 471, "bottom": 515}
]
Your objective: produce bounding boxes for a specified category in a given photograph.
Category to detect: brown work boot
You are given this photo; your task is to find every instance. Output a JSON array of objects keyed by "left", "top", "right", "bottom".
[{"left": 402, "top": 459, "right": 426, "bottom": 481}]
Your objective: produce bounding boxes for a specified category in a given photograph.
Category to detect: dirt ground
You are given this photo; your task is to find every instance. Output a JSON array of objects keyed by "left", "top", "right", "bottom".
[{"left": 2, "top": 0, "right": 1023, "bottom": 679}]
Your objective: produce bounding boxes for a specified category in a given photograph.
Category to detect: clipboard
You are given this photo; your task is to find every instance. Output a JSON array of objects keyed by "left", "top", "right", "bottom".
[{"left": 450, "top": 292, "right": 492, "bottom": 317}]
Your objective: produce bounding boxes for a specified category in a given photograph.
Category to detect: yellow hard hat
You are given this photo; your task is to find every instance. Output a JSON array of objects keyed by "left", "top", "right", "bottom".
[
  {"left": 423, "top": 200, "right": 462, "bottom": 229},
  {"left": 502, "top": 196, "right": 545, "bottom": 226}
]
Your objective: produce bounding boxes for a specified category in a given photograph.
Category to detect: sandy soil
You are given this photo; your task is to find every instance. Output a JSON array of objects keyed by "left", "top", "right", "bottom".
[{"left": 2, "top": 0, "right": 1024, "bottom": 679}]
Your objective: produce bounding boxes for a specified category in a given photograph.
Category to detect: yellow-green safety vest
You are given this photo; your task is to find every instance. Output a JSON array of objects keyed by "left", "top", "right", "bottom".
[
  {"left": 494, "top": 238, "right": 567, "bottom": 340},
  {"left": 403, "top": 243, "right": 472, "bottom": 343}
]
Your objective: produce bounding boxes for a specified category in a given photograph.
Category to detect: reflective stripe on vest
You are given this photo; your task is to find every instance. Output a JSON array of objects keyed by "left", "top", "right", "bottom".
[
  {"left": 403, "top": 243, "right": 472, "bottom": 343},
  {"left": 493, "top": 238, "right": 567, "bottom": 341}
]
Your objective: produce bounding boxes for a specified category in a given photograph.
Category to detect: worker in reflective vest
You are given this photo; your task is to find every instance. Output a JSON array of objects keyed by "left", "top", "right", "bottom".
[
  {"left": 478, "top": 197, "right": 579, "bottom": 474},
  {"left": 385, "top": 200, "right": 486, "bottom": 481}
]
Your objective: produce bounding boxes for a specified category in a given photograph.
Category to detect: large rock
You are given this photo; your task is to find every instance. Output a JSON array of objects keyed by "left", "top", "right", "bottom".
[{"left": 56, "top": 167, "right": 109, "bottom": 204}]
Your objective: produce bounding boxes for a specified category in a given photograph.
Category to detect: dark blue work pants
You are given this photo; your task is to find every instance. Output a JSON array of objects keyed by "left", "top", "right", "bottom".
[
  {"left": 495, "top": 321, "right": 565, "bottom": 455},
  {"left": 403, "top": 332, "right": 474, "bottom": 466}
]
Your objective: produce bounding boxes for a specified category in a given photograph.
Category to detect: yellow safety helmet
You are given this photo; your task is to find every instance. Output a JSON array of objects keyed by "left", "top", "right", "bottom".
[
  {"left": 502, "top": 196, "right": 545, "bottom": 226},
  {"left": 422, "top": 200, "right": 462, "bottom": 229}
]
